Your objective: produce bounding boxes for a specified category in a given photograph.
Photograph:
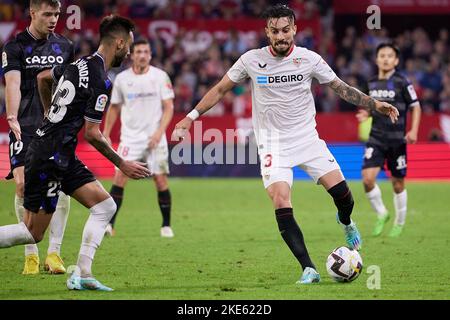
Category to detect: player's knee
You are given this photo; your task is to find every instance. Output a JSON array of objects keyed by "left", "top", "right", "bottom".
[
  {"left": 90, "top": 197, "right": 117, "bottom": 222},
  {"left": 154, "top": 175, "right": 168, "bottom": 191},
  {"left": 393, "top": 183, "right": 404, "bottom": 194},
  {"left": 271, "top": 191, "right": 291, "bottom": 208},
  {"left": 15, "top": 182, "right": 25, "bottom": 198},
  {"left": 113, "top": 171, "right": 128, "bottom": 187},
  {"left": 362, "top": 176, "right": 375, "bottom": 191},
  {"left": 29, "top": 229, "right": 45, "bottom": 243}
]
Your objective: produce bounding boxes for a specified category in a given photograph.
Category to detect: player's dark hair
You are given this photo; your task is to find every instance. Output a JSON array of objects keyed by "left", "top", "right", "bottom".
[
  {"left": 261, "top": 4, "right": 296, "bottom": 24},
  {"left": 376, "top": 43, "right": 400, "bottom": 58},
  {"left": 99, "top": 15, "right": 135, "bottom": 43},
  {"left": 131, "top": 39, "right": 150, "bottom": 53},
  {"left": 30, "top": 0, "right": 60, "bottom": 8}
]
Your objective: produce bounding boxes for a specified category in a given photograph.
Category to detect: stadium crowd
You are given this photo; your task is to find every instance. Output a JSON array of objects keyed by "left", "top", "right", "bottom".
[{"left": 0, "top": 0, "right": 449, "bottom": 116}]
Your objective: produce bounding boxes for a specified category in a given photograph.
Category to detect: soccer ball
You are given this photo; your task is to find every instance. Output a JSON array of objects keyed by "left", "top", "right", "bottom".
[{"left": 326, "top": 246, "right": 363, "bottom": 282}]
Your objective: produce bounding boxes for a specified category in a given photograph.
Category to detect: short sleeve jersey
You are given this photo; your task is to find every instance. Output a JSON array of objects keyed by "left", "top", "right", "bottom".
[
  {"left": 36, "top": 53, "right": 112, "bottom": 155},
  {"left": 227, "top": 46, "right": 336, "bottom": 152},
  {"left": 111, "top": 66, "right": 174, "bottom": 145},
  {"left": 365, "top": 71, "right": 419, "bottom": 146},
  {"left": 2, "top": 28, "right": 74, "bottom": 136}
]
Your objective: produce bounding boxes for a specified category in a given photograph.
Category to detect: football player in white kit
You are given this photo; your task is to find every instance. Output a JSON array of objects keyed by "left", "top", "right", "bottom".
[
  {"left": 174, "top": 4, "right": 399, "bottom": 284},
  {"left": 103, "top": 39, "right": 175, "bottom": 238}
]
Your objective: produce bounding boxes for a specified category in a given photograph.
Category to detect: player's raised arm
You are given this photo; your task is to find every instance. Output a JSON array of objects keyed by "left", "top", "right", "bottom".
[
  {"left": 5, "top": 71, "right": 22, "bottom": 141},
  {"left": 36, "top": 69, "right": 53, "bottom": 116},
  {"left": 172, "top": 74, "right": 236, "bottom": 141},
  {"left": 327, "top": 77, "right": 400, "bottom": 123},
  {"left": 84, "top": 120, "right": 150, "bottom": 179}
]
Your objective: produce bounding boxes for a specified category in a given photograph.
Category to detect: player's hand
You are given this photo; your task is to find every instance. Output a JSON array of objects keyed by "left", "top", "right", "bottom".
[
  {"left": 148, "top": 130, "right": 163, "bottom": 149},
  {"left": 7, "top": 116, "right": 21, "bottom": 141},
  {"left": 405, "top": 130, "right": 418, "bottom": 144},
  {"left": 374, "top": 100, "right": 399, "bottom": 123},
  {"left": 119, "top": 160, "right": 151, "bottom": 179},
  {"left": 172, "top": 117, "right": 193, "bottom": 141},
  {"left": 356, "top": 109, "right": 370, "bottom": 123}
]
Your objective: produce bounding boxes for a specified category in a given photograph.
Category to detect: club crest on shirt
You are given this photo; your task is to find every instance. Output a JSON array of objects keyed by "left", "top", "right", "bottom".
[
  {"left": 2, "top": 52, "right": 7, "bottom": 68},
  {"left": 95, "top": 94, "right": 108, "bottom": 112},
  {"left": 293, "top": 57, "right": 302, "bottom": 66}
]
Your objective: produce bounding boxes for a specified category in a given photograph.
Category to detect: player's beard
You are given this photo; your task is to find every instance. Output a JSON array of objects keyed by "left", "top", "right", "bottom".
[
  {"left": 271, "top": 39, "right": 292, "bottom": 56},
  {"left": 112, "top": 51, "right": 127, "bottom": 68}
]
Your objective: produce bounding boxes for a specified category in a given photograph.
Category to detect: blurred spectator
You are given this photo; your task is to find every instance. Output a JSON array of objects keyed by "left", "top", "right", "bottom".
[
  {"left": 223, "top": 29, "right": 248, "bottom": 61},
  {"left": 0, "top": 1, "right": 448, "bottom": 115},
  {"left": 420, "top": 54, "right": 443, "bottom": 94},
  {"left": 428, "top": 128, "right": 444, "bottom": 141},
  {"left": 0, "top": 78, "right": 5, "bottom": 115}
]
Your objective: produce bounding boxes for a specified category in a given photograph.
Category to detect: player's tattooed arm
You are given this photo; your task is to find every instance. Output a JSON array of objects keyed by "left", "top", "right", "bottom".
[
  {"left": 84, "top": 121, "right": 123, "bottom": 167},
  {"left": 327, "top": 77, "right": 399, "bottom": 123},
  {"left": 84, "top": 121, "right": 151, "bottom": 179},
  {"left": 37, "top": 69, "right": 53, "bottom": 116},
  {"left": 327, "top": 77, "right": 376, "bottom": 110}
]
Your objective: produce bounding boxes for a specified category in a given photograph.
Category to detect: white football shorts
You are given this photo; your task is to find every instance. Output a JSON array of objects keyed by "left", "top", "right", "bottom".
[
  {"left": 259, "top": 138, "right": 341, "bottom": 189},
  {"left": 116, "top": 139, "right": 170, "bottom": 175}
]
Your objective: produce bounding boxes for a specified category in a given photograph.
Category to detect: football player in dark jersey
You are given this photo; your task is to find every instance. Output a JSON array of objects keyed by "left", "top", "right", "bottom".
[
  {"left": 2, "top": 0, "right": 73, "bottom": 275},
  {"left": 357, "top": 43, "right": 421, "bottom": 237},
  {"left": 0, "top": 15, "right": 150, "bottom": 291}
]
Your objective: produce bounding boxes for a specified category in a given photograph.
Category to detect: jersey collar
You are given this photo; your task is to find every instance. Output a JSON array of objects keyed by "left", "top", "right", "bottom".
[
  {"left": 268, "top": 44, "right": 295, "bottom": 58},
  {"left": 26, "top": 27, "right": 50, "bottom": 40},
  {"left": 378, "top": 69, "right": 396, "bottom": 81},
  {"left": 94, "top": 52, "right": 106, "bottom": 71}
]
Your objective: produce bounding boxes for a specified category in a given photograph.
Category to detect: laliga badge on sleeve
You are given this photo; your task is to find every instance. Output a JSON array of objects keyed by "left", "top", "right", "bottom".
[
  {"left": 95, "top": 94, "right": 108, "bottom": 112},
  {"left": 2, "top": 52, "right": 7, "bottom": 68}
]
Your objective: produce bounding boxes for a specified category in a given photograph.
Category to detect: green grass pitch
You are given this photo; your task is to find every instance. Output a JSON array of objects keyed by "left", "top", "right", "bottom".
[{"left": 0, "top": 178, "right": 449, "bottom": 300}]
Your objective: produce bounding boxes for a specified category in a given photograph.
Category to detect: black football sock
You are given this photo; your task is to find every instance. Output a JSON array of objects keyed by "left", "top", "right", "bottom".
[
  {"left": 275, "top": 208, "right": 315, "bottom": 270},
  {"left": 109, "top": 185, "right": 124, "bottom": 227},
  {"left": 328, "top": 181, "right": 354, "bottom": 226},
  {"left": 158, "top": 189, "right": 171, "bottom": 227}
]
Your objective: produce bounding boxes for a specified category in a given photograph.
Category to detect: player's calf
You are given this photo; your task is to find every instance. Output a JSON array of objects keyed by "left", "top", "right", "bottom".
[
  {"left": 77, "top": 197, "right": 116, "bottom": 277},
  {"left": 327, "top": 180, "right": 354, "bottom": 225}
]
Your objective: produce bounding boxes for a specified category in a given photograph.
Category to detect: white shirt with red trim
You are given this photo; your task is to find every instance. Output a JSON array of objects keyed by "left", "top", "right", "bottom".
[
  {"left": 111, "top": 66, "right": 174, "bottom": 145},
  {"left": 227, "top": 45, "right": 336, "bottom": 154}
]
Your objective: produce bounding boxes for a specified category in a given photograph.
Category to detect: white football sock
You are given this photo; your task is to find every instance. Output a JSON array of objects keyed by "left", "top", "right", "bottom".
[
  {"left": 366, "top": 184, "right": 388, "bottom": 217},
  {"left": 48, "top": 192, "right": 70, "bottom": 255},
  {"left": 15, "top": 195, "right": 39, "bottom": 256},
  {"left": 25, "top": 244, "right": 38, "bottom": 256},
  {"left": 393, "top": 190, "right": 407, "bottom": 225},
  {"left": 0, "top": 222, "right": 35, "bottom": 248},
  {"left": 77, "top": 197, "right": 116, "bottom": 277}
]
